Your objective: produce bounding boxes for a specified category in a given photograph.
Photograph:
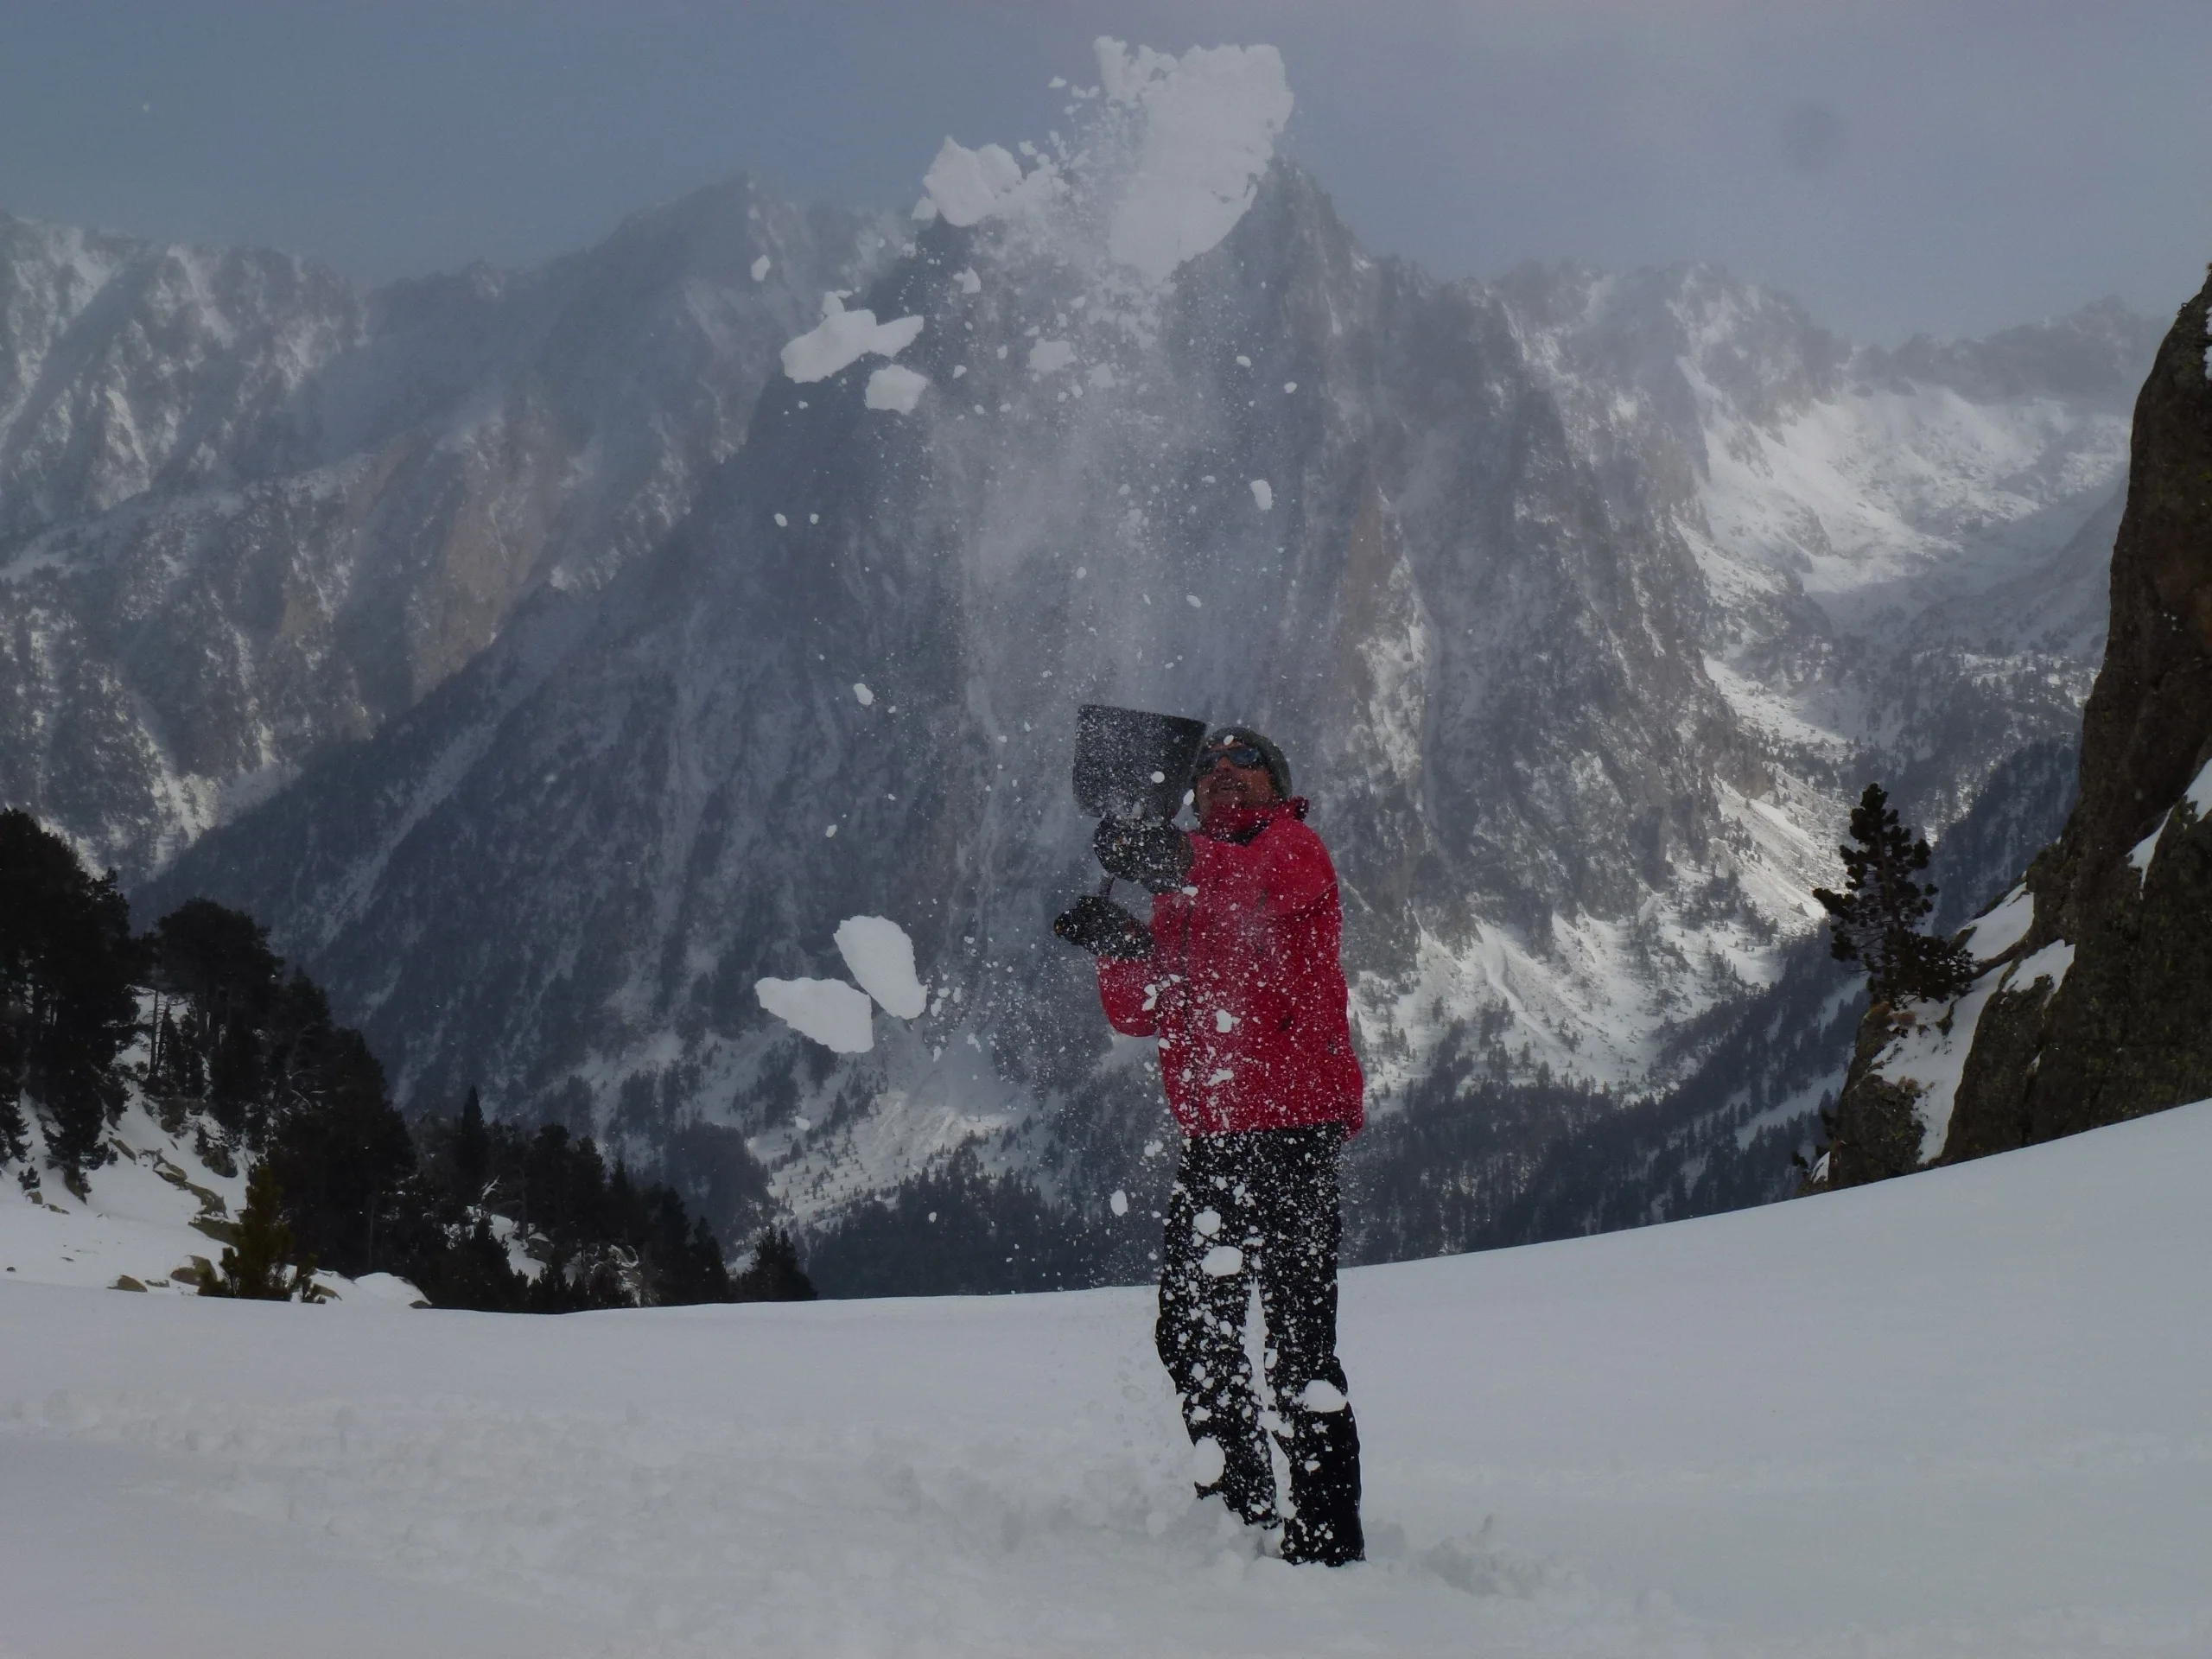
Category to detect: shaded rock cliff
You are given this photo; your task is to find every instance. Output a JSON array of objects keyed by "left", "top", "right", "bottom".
[
  {"left": 1821, "top": 268, "right": 2212, "bottom": 1185},
  {"left": 1942, "top": 269, "right": 2212, "bottom": 1154}
]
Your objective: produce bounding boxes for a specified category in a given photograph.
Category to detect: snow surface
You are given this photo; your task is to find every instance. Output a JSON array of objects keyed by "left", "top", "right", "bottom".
[
  {"left": 863, "top": 363, "right": 929, "bottom": 413},
  {"left": 2130, "top": 810, "right": 2170, "bottom": 884},
  {"left": 2011, "top": 937, "right": 2075, "bottom": 993},
  {"left": 2187, "top": 753, "right": 2212, "bottom": 817},
  {"left": 834, "top": 914, "right": 929, "bottom": 1020},
  {"left": 0, "top": 1100, "right": 420, "bottom": 1306},
  {"left": 753, "top": 976, "right": 874, "bottom": 1052},
  {"left": 780, "top": 296, "right": 925, "bottom": 384},
  {"left": 6, "top": 1103, "right": 2212, "bottom": 1656},
  {"left": 1959, "top": 881, "right": 2035, "bottom": 959}
]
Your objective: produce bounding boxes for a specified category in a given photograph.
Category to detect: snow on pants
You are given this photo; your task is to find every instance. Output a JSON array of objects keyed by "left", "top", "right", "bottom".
[{"left": 1156, "top": 1123, "right": 1363, "bottom": 1562}]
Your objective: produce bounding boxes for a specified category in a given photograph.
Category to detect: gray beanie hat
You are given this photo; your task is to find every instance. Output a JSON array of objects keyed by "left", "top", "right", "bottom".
[{"left": 1198, "top": 726, "right": 1294, "bottom": 799}]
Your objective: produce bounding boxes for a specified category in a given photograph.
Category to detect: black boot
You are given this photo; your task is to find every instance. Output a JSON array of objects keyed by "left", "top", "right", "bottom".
[
  {"left": 1276, "top": 1397, "right": 1363, "bottom": 1564},
  {"left": 1196, "top": 1427, "right": 1278, "bottom": 1528}
]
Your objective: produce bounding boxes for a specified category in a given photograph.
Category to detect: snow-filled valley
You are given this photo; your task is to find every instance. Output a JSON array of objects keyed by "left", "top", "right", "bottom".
[{"left": 5, "top": 1099, "right": 2208, "bottom": 1657}]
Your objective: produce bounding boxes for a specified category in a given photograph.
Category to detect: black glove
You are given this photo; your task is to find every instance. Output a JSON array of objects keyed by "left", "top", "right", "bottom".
[
  {"left": 1091, "top": 817, "right": 1193, "bottom": 894},
  {"left": 1052, "top": 894, "right": 1155, "bottom": 959}
]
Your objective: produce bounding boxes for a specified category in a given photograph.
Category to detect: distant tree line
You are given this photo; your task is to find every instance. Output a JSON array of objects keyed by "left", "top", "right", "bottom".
[{"left": 1, "top": 808, "right": 812, "bottom": 1309}]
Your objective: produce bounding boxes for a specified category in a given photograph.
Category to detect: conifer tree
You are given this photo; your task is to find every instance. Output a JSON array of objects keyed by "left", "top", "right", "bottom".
[
  {"left": 733, "top": 1226, "right": 817, "bottom": 1302},
  {"left": 1814, "top": 784, "right": 1977, "bottom": 1006},
  {"left": 202, "top": 1161, "right": 316, "bottom": 1301},
  {"left": 453, "top": 1085, "right": 490, "bottom": 1205}
]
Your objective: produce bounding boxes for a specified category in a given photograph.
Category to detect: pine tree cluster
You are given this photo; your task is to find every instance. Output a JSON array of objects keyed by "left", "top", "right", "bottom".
[
  {"left": 2, "top": 808, "right": 811, "bottom": 1310},
  {"left": 1, "top": 810, "right": 136, "bottom": 1189}
]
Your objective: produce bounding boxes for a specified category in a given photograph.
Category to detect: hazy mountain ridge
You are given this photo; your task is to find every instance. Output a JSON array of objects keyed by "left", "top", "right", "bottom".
[
  {"left": 0, "top": 183, "right": 896, "bottom": 878},
  {"left": 8, "top": 46, "right": 2156, "bottom": 1253},
  {"left": 137, "top": 152, "right": 2145, "bottom": 1249}
]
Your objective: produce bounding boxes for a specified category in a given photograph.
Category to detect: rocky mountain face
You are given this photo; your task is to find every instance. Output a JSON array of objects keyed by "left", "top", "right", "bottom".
[
  {"left": 1955, "top": 274, "right": 2212, "bottom": 1157},
  {"left": 1816, "top": 270, "right": 2212, "bottom": 1191},
  {"left": 10, "top": 42, "right": 2161, "bottom": 1262},
  {"left": 1377, "top": 724, "right": 2081, "bottom": 1258},
  {"left": 0, "top": 184, "right": 893, "bottom": 879}
]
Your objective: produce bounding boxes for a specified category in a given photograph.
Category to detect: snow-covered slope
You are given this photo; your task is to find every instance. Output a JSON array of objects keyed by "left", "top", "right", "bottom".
[
  {"left": 0, "top": 1096, "right": 424, "bottom": 1308},
  {"left": 5, "top": 1097, "right": 2208, "bottom": 1656}
]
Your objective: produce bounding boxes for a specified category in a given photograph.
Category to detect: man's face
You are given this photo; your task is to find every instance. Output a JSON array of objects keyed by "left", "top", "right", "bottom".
[{"left": 1192, "top": 744, "right": 1279, "bottom": 823}]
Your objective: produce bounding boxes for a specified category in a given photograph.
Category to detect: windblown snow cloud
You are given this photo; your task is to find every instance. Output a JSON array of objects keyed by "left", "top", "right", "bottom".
[
  {"left": 916, "top": 36, "right": 1292, "bottom": 287},
  {"left": 1096, "top": 40, "right": 1292, "bottom": 283}
]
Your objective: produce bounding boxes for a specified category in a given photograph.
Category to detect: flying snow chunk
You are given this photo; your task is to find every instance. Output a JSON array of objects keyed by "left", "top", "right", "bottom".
[
  {"left": 781, "top": 296, "right": 925, "bottom": 384},
  {"left": 956, "top": 267, "right": 982, "bottom": 295},
  {"left": 1192, "top": 1207, "right": 1222, "bottom": 1237},
  {"left": 1300, "top": 1378, "right": 1349, "bottom": 1414},
  {"left": 911, "top": 195, "right": 938, "bottom": 222},
  {"left": 852, "top": 683, "right": 874, "bottom": 707},
  {"left": 750, "top": 255, "right": 771, "bottom": 282},
  {"left": 923, "top": 137, "right": 1027, "bottom": 226},
  {"left": 1094, "top": 38, "right": 1293, "bottom": 283},
  {"left": 1192, "top": 1435, "right": 1226, "bottom": 1485},
  {"left": 1200, "top": 1244, "right": 1245, "bottom": 1277},
  {"left": 1028, "top": 339, "right": 1076, "bottom": 375},
  {"left": 864, "top": 364, "right": 929, "bottom": 414},
  {"left": 834, "top": 915, "right": 928, "bottom": 1020},
  {"left": 1249, "top": 479, "right": 1273, "bottom": 511},
  {"left": 755, "top": 977, "right": 874, "bottom": 1052},
  {"left": 1109, "top": 1189, "right": 1129, "bottom": 1216}
]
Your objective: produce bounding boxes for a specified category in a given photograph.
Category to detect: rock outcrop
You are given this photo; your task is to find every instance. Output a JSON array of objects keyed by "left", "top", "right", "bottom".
[
  {"left": 1820, "top": 268, "right": 2212, "bottom": 1185},
  {"left": 1942, "top": 269, "right": 2212, "bottom": 1155}
]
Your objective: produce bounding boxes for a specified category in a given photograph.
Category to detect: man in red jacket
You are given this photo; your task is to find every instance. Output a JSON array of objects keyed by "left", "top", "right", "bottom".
[{"left": 1053, "top": 727, "right": 1365, "bottom": 1566}]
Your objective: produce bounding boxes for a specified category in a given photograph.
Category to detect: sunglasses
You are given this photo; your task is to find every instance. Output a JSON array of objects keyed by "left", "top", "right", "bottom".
[{"left": 1193, "top": 744, "right": 1268, "bottom": 777}]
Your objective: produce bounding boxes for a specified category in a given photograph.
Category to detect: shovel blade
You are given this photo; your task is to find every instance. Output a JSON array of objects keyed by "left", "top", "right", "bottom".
[{"left": 1073, "top": 704, "right": 1210, "bottom": 821}]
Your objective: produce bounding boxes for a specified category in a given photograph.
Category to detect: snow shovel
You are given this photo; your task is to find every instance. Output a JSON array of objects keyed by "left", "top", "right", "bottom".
[{"left": 1072, "top": 703, "right": 1209, "bottom": 897}]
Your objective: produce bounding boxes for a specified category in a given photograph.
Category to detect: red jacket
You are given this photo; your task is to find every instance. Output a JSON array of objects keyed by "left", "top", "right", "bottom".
[{"left": 1096, "top": 800, "right": 1365, "bottom": 1137}]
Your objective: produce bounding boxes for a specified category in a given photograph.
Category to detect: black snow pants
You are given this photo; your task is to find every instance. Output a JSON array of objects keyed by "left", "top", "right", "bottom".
[{"left": 1156, "top": 1123, "right": 1363, "bottom": 1565}]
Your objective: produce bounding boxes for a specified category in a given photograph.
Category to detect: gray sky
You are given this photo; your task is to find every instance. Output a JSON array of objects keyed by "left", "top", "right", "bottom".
[{"left": 3, "top": 0, "right": 2208, "bottom": 343}]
